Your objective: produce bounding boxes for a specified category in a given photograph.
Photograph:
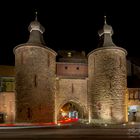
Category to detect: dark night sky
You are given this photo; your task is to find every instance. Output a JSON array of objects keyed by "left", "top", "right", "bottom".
[{"left": 0, "top": 1, "right": 140, "bottom": 65}]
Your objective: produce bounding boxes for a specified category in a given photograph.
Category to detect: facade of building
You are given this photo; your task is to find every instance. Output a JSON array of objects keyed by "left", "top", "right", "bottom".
[{"left": 0, "top": 17, "right": 140, "bottom": 124}]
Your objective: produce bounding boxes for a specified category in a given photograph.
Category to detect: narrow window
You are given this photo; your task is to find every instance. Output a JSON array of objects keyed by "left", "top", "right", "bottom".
[
  {"left": 48, "top": 54, "right": 50, "bottom": 67},
  {"left": 130, "top": 93, "right": 133, "bottom": 100},
  {"left": 110, "top": 106, "right": 113, "bottom": 117},
  {"left": 133, "top": 93, "right": 135, "bottom": 100},
  {"left": 94, "top": 57, "right": 95, "bottom": 73},
  {"left": 34, "top": 74, "right": 37, "bottom": 87},
  {"left": 21, "top": 52, "right": 23, "bottom": 64},
  {"left": 27, "top": 108, "right": 31, "bottom": 119},
  {"left": 19, "top": 109, "right": 22, "bottom": 112},
  {"left": 110, "top": 81, "right": 112, "bottom": 89},
  {"left": 109, "top": 77, "right": 112, "bottom": 89},
  {"left": 119, "top": 57, "right": 122, "bottom": 68},
  {"left": 72, "top": 83, "right": 74, "bottom": 93}
]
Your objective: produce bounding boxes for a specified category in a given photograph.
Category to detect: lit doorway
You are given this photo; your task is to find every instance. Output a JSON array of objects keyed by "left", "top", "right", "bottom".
[
  {"left": 128, "top": 105, "right": 140, "bottom": 122},
  {"left": 58, "top": 102, "right": 84, "bottom": 121}
]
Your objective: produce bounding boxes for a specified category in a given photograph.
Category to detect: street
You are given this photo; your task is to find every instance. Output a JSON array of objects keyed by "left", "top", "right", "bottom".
[{"left": 0, "top": 124, "right": 140, "bottom": 140}]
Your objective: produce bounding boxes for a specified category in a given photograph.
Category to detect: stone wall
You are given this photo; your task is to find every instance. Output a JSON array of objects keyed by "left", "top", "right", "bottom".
[
  {"left": 128, "top": 88, "right": 140, "bottom": 105},
  {"left": 0, "top": 92, "right": 15, "bottom": 123},
  {"left": 55, "top": 78, "right": 88, "bottom": 120},
  {"left": 14, "top": 45, "right": 56, "bottom": 123},
  {"left": 0, "top": 66, "right": 15, "bottom": 76},
  {"left": 88, "top": 47, "right": 127, "bottom": 124},
  {"left": 127, "top": 88, "right": 140, "bottom": 122},
  {"left": 56, "top": 63, "right": 88, "bottom": 77}
]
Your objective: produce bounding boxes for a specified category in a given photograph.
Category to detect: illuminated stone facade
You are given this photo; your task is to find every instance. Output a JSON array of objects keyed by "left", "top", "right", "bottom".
[
  {"left": 13, "top": 18, "right": 57, "bottom": 123},
  {"left": 0, "top": 92, "right": 15, "bottom": 123},
  {"left": 56, "top": 78, "right": 88, "bottom": 120},
  {"left": 88, "top": 19, "right": 128, "bottom": 123},
  {"left": 88, "top": 48, "right": 127, "bottom": 123},
  {"left": 0, "top": 17, "right": 140, "bottom": 124},
  {"left": 14, "top": 46, "right": 56, "bottom": 123}
]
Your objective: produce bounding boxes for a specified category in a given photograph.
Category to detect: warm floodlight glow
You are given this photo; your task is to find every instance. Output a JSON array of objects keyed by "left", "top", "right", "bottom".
[
  {"left": 104, "top": 124, "right": 108, "bottom": 127},
  {"left": 122, "top": 123, "right": 126, "bottom": 126},
  {"left": 131, "top": 122, "right": 135, "bottom": 125},
  {"left": 57, "top": 123, "right": 61, "bottom": 126}
]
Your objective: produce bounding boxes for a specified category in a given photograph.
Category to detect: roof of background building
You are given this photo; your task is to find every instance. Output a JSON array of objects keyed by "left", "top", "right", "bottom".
[
  {"left": 127, "top": 57, "right": 140, "bottom": 66},
  {"left": 0, "top": 65, "right": 15, "bottom": 76},
  {"left": 57, "top": 50, "right": 87, "bottom": 63}
]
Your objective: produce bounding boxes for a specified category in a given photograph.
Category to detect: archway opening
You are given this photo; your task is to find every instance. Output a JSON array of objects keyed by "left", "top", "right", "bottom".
[{"left": 58, "top": 102, "right": 84, "bottom": 121}]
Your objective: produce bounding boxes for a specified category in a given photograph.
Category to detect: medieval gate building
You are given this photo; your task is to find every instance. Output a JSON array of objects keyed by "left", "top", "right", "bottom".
[{"left": 0, "top": 16, "right": 140, "bottom": 124}]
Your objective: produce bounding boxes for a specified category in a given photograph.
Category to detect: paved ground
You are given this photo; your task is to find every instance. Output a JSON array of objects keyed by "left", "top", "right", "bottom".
[{"left": 0, "top": 123, "right": 140, "bottom": 140}]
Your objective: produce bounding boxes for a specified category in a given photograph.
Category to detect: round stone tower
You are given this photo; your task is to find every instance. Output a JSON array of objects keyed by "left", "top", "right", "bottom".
[
  {"left": 13, "top": 14, "right": 57, "bottom": 123},
  {"left": 88, "top": 17, "right": 127, "bottom": 124}
]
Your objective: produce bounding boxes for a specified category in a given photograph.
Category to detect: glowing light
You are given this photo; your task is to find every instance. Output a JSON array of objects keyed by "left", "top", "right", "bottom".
[
  {"left": 57, "top": 123, "right": 61, "bottom": 126},
  {"left": 129, "top": 106, "right": 137, "bottom": 112},
  {"left": 61, "top": 112, "right": 67, "bottom": 117},
  {"left": 122, "top": 123, "right": 126, "bottom": 126},
  {"left": 131, "top": 122, "right": 135, "bottom": 125},
  {"left": 67, "top": 52, "right": 72, "bottom": 57},
  {"left": 104, "top": 124, "right": 108, "bottom": 127}
]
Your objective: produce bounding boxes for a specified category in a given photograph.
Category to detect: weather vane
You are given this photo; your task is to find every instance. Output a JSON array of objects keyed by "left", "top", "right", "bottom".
[
  {"left": 104, "top": 15, "right": 107, "bottom": 24},
  {"left": 35, "top": 11, "right": 38, "bottom": 21}
]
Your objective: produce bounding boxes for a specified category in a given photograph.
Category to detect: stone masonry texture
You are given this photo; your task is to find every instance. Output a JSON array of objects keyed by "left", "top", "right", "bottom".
[
  {"left": 55, "top": 78, "right": 88, "bottom": 119},
  {"left": 88, "top": 47, "right": 127, "bottom": 124},
  {"left": 14, "top": 45, "right": 56, "bottom": 123}
]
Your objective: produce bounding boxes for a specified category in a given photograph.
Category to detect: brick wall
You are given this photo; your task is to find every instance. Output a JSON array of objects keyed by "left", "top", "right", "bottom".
[{"left": 56, "top": 63, "right": 88, "bottom": 77}]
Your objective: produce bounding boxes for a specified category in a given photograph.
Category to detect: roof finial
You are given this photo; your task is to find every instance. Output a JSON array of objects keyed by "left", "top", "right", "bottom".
[
  {"left": 104, "top": 15, "right": 107, "bottom": 24},
  {"left": 35, "top": 11, "right": 38, "bottom": 21}
]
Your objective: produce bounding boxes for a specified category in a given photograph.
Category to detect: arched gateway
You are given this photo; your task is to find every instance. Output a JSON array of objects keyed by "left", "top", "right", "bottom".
[
  {"left": 57, "top": 100, "right": 87, "bottom": 121},
  {"left": 11, "top": 15, "right": 129, "bottom": 124}
]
